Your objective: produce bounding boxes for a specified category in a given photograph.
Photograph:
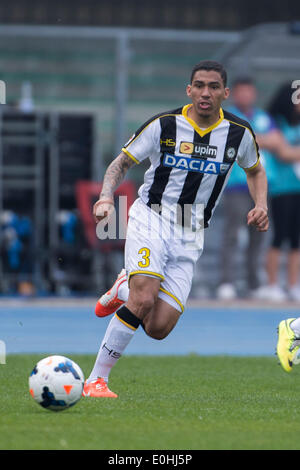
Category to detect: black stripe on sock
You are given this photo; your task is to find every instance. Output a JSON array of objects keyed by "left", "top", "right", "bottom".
[{"left": 116, "top": 306, "right": 141, "bottom": 329}]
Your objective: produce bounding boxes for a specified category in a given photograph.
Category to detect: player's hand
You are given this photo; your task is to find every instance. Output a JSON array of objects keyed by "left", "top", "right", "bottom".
[
  {"left": 247, "top": 206, "right": 269, "bottom": 232},
  {"left": 93, "top": 198, "right": 115, "bottom": 224}
]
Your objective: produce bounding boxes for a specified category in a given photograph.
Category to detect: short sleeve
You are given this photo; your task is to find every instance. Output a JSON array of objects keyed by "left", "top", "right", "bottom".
[
  {"left": 122, "top": 118, "right": 161, "bottom": 164},
  {"left": 237, "top": 127, "right": 260, "bottom": 170}
]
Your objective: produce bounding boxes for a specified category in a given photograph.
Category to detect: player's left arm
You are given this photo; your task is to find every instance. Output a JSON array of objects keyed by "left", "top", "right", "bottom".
[{"left": 244, "top": 161, "right": 269, "bottom": 232}]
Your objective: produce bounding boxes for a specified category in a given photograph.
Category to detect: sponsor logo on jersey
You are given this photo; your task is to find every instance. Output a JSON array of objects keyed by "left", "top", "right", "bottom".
[
  {"left": 163, "top": 154, "right": 231, "bottom": 175},
  {"left": 180, "top": 141, "right": 217, "bottom": 158},
  {"left": 225, "top": 146, "right": 236, "bottom": 160},
  {"left": 180, "top": 142, "right": 194, "bottom": 154},
  {"left": 160, "top": 138, "right": 176, "bottom": 147}
]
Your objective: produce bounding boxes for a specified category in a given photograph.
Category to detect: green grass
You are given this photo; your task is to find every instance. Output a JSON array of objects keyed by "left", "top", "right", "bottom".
[{"left": 1, "top": 354, "right": 300, "bottom": 450}]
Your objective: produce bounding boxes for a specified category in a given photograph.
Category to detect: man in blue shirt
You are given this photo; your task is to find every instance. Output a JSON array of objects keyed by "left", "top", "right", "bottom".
[
  {"left": 217, "top": 77, "right": 275, "bottom": 300},
  {"left": 262, "top": 83, "right": 300, "bottom": 304}
]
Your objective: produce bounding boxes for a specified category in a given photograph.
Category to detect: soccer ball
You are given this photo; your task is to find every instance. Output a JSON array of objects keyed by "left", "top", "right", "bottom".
[{"left": 29, "top": 355, "right": 85, "bottom": 411}]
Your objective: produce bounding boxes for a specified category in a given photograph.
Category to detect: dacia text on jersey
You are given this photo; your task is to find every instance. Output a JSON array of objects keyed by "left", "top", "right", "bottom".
[{"left": 163, "top": 154, "right": 231, "bottom": 175}]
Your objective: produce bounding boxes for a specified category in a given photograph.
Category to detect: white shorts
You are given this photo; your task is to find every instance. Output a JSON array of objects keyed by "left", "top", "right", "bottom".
[{"left": 124, "top": 198, "right": 204, "bottom": 313}]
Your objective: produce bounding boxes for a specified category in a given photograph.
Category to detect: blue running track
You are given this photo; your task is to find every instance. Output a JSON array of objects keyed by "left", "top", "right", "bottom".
[{"left": 1, "top": 300, "right": 300, "bottom": 356}]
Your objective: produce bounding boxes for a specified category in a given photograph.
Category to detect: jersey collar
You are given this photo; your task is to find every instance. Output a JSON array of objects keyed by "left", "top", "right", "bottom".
[{"left": 182, "top": 104, "right": 224, "bottom": 137}]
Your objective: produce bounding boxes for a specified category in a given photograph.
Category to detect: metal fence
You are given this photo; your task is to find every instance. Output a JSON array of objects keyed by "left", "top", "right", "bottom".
[{"left": 0, "top": 25, "right": 241, "bottom": 158}]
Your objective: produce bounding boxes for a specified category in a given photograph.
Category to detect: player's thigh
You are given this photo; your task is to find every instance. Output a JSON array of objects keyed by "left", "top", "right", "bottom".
[{"left": 126, "top": 274, "right": 161, "bottom": 319}]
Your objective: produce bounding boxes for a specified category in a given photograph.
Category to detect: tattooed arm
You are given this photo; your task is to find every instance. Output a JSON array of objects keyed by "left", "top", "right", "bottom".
[
  {"left": 93, "top": 152, "right": 136, "bottom": 223},
  {"left": 99, "top": 152, "right": 135, "bottom": 200}
]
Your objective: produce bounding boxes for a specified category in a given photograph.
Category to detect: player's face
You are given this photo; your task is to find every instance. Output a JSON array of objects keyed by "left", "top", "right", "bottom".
[
  {"left": 232, "top": 84, "right": 257, "bottom": 110},
  {"left": 186, "top": 70, "right": 229, "bottom": 119}
]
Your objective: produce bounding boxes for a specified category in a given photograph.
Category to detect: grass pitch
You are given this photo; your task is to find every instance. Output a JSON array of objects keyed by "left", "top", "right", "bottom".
[{"left": 1, "top": 354, "right": 300, "bottom": 450}]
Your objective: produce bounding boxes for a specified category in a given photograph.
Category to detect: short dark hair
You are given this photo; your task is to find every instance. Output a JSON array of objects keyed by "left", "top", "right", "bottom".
[
  {"left": 231, "top": 76, "right": 255, "bottom": 88},
  {"left": 190, "top": 60, "right": 227, "bottom": 87}
]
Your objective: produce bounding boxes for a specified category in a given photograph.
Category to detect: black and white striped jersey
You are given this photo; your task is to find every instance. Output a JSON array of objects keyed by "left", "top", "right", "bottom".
[{"left": 122, "top": 104, "right": 260, "bottom": 228}]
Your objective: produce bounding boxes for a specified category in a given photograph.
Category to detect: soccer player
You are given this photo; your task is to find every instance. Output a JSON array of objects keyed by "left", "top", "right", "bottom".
[
  {"left": 82, "top": 60, "right": 269, "bottom": 398},
  {"left": 277, "top": 319, "right": 300, "bottom": 373}
]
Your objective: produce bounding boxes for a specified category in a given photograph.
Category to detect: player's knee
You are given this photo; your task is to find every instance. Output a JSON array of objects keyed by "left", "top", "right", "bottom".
[
  {"left": 128, "top": 276, "right": 159, "bottom": 315},
  {"left": 130, "top": 293, "right": 156, "bottom": 316},
  {"left": 146, "top": 328, "right": 169, "bottom": 340},
  {"left": 144, "top": 323, "right": 170, "bottom": 340}
]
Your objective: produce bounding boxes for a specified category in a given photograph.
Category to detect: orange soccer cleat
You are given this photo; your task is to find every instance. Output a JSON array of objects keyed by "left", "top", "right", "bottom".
[
  {"left": 95, "top": 269, "right": 127, "bottom": 318},
  {"left": 82, "top": 378, "right": 118, "bottom": 398}
]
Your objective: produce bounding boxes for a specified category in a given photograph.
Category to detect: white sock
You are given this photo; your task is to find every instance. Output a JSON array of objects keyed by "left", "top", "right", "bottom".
[
  {"left": 87, "top": 314, "right": 136, "bottom": 383},
  {"left": 118, "top": 280, "right": 129, "bottom": 302},
  {"left": 290, "top": 318, "right": 300, "bottom": 337}
]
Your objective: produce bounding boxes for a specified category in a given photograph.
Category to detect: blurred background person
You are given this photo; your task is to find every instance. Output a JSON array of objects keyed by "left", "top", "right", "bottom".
[
  {"left": 255, "top": 83, "right": 300, "bottom": 302},
  {"left": 216, "top": 77, "right": 275, "bottom": 300}
]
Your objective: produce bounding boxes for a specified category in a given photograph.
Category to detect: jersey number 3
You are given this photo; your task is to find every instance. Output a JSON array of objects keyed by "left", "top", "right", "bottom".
[{"left": 138, "top": 247, "right": 150, "bottom": 268}]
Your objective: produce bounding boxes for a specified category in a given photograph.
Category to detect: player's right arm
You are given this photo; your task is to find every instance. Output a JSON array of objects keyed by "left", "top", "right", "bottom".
[{"left": 93, "top": 152, "right": 135, "bottom": 223}]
